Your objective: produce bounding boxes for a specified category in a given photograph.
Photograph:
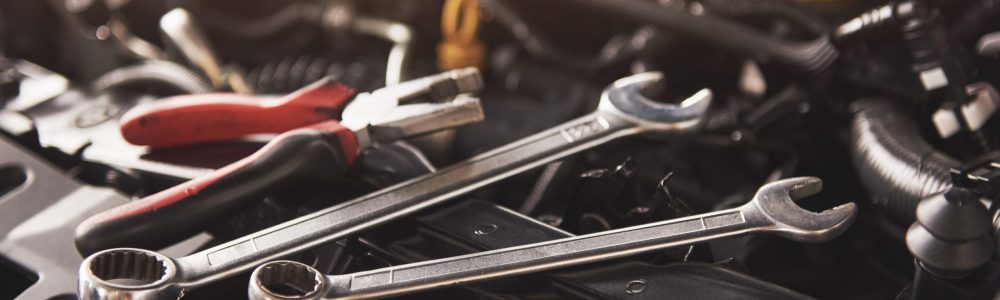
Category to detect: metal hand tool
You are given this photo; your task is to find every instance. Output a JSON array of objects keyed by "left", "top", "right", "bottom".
[
  {"left": 248, "top": 177, "right": 857, "bottom": 300},
  {"left": 77, "top": 71, "right": 711, "bottom": 300},
  {"left": 75, "top": 69, "right": 485, "bottom": 255}
]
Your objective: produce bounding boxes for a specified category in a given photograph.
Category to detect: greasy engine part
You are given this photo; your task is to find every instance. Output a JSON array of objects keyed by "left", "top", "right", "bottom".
[
  {"left": 0, "top": 135, "right": 132, "bottom": 299},
  {"left": 562, "top": 158, "right": 694, "bottom": 234},
  {"left": 905, "top": 187, "right": 995, "bottom": 299}
]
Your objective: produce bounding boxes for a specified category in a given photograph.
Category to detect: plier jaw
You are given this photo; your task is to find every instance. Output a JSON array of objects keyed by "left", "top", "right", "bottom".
[
  {"left": 341, "top": 67, "right": 484, "bottom": 149},
  {"left": 365, "top": 93, "right": 483, "bottom": 144}
]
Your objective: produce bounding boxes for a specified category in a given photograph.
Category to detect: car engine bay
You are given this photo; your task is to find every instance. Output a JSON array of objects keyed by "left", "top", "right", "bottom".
[{"left": 0, "top": 0, "right": 999, "bottom": 299}]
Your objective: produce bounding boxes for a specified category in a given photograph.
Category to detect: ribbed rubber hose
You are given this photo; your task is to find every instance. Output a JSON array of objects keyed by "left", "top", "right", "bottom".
[
  {"left": 850, "top": 99, "right": 958, "bottom": 223},
  {"left": 91, "top": 60, "right": 211, "bottom": 94}
]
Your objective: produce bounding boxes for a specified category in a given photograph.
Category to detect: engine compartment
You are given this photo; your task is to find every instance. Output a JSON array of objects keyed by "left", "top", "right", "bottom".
[{"left": 0, "top": 0, "right": 999, "bottom": 299}]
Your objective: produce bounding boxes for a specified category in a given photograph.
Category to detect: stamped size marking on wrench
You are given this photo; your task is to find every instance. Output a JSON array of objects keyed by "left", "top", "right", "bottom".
[
  {"left": 249, "top": 177, "right": 857, "bottom": 300},
  {"left": 560, "top": 117, "right": 610, "bottom": 142},
  {"left": 78, "top": 72, "right": 712, "bottom": 300}
]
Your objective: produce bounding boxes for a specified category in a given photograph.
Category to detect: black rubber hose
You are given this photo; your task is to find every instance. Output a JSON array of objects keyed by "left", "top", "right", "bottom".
[
  {"left": 91, "top": 60, "right": 211, "bottom": 94},
  {"left": 949, "top": 0, "right": 1000, "bottom": 43},
  {"left": 480, "top": 0, "right": 598, "bottom": 68},
  {"left": 701, "top": 0, "right": 829, "bottom": 36},
  {"left": 849, "top": 99, "right": 959, "bottom": 222},
  {"left": 564, "top": 0, "right": 838, "bottom": 74}
]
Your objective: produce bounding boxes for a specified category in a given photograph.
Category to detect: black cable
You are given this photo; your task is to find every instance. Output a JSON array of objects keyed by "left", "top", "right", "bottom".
[
  {"left": 562, "top": 0, "right": 838, "bottom": 74},
  {"left": 949, "top": 0, "right": 1000, "bottom": 43}
]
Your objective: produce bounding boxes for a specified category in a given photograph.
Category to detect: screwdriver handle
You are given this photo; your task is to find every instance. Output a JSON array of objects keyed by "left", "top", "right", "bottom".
[
  {"left": 75, "top": 121, "right": 358, "bottom": 255},
  {"left": 120, "top": 78, "right": 355, "bottom": 148}
]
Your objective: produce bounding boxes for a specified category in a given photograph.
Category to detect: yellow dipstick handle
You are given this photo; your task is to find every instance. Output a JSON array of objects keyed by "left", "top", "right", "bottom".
[{"left": 438, "top": 0, "right": 485, "bottom": 70}]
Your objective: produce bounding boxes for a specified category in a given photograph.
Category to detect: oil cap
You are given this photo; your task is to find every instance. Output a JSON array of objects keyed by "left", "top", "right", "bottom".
[{"left": 906, "top": 188, "right": 994, "bottom": 277}]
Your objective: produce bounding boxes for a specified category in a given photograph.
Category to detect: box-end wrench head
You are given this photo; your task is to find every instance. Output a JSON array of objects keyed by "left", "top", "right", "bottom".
[
  {"left": 78, "top": 248, "right": 179, "bottom": 300},
  {"left": 248, "top": 177, "right": 857, "bottom": 300},
  {"left": 76, "top": 72, "right": 710, "bottom": 300}
]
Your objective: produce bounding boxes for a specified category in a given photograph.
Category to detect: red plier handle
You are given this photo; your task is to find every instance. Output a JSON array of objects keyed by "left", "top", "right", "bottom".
[
  {"left": 76, "top": 121, "right": 359, "bottom": 255},
  {"left": 119, "top": 78, "right": 356, "bottom": 148},
  {"left": 75, "top": 78, "right": 360, "bottom": 255}
]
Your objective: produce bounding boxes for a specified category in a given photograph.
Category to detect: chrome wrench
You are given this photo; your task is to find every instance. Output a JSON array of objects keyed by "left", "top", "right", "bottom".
[
  {"left": 249, "top": 177, "right": 857, "bottom": 300},
  {"left": 77, "top": 72, "right": 711, "bottom": 299}
]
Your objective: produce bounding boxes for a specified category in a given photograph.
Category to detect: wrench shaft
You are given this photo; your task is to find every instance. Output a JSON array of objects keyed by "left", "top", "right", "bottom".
[
  {"left": 325, "top": 207, "right": 760, "bottom": 299},
  {"left": 176, "top": 112, "right": 639, "bottom": 285}
]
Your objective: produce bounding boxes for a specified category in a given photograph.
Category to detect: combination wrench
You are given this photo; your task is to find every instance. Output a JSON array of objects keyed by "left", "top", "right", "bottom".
[
  {"left": 249, "top": 177, "right": 857, "bottom": 300},
  {"left": 77, "top": 71, "right": 711, "bottom": 299}
]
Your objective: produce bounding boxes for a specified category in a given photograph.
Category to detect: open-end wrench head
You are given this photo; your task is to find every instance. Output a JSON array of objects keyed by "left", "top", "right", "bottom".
[
  {"left": 599, "top": 72, "right": 712, "bottom": 130},
  {"left": 751, "top": 177, "right": 857, "bottom": 242}
]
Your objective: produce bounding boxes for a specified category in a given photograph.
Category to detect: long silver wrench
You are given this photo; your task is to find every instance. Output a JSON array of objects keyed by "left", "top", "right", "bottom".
[
  {"left": 249, "top": 177, "right": 857, "bottom": 300},
  {"left": 77, "top": 72, "right": 711, "bottom": 299}
]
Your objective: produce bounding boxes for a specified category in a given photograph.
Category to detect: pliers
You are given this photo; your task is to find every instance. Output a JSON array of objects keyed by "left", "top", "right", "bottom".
[{"left": 74, "top": 68, "right": 485, "bottom": 254}]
